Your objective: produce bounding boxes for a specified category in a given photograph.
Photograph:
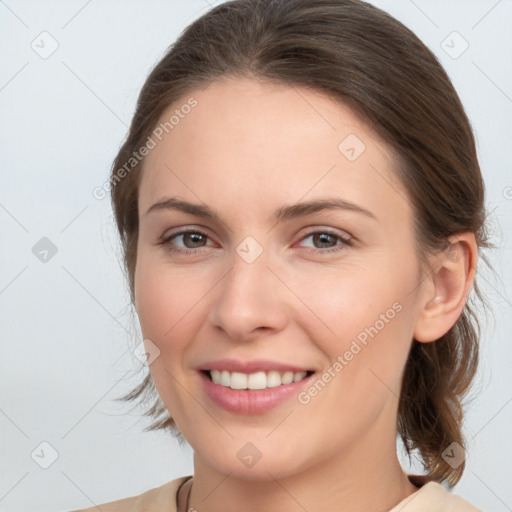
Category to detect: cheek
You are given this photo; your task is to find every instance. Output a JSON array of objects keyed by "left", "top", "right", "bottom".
[
  {"left": 133, "top": 261, "right": 199, "bottom": 415},
  {"left": 290, "top": 260, "right": 408, "bottom": 339},
  {"left": 134, "top": 264, "right": 196, "bottom": 381},
  {"left": 135, "top": 254, "right": 198, "bottom": 339},
  {"left": 293, "top": 257, "right": 416, "bottom": 387},
  {"left": 135, "top": 268, "right": 170, "bottom": 340}
]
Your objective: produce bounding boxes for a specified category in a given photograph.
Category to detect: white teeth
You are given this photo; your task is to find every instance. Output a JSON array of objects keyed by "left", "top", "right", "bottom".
[
  {"left": 247, "top": 371, "right": 266, "bottom": 390},
  {"left": 209, "top": 369, "right": 309, "bottom": 389},
  {"left": 230, "top": 372, "right": 247, "bottom": 390},
  {"left": 266, "top": 371, "right": 282, "bottom": 387},
  {"left": 293, "top": 372, "right": 306, "bottom": 382},
  {"left": 281, "top": 371, "right": 294, "bottom": 385},
  {"left": 220, "top": 370, "right": 230, "bottom": 387}
]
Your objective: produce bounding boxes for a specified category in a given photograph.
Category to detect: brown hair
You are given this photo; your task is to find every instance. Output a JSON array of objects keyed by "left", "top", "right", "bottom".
[{"left": 110, "top": 0, "right": 490, "bottom": 487}]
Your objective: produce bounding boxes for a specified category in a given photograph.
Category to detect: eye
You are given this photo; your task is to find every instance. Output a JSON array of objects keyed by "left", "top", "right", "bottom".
[
  {"left": 297, "top": 230, "right": 352, "bottom": 254},
  {"left": 157, "top": 227, "right": 352, "bottom": 255},
  {"left": 157, "top": 228, "right": 213, "bottom": 255}
]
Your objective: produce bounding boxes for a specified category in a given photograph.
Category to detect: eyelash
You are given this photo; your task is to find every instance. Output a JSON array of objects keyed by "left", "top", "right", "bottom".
[{"left": 157, "top": 228, "right": 353, "bottom": 255}]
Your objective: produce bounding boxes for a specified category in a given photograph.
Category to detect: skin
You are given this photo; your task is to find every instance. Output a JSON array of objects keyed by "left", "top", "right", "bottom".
[{"left": 134, "top": 77, "right": 477, "bottom": 512}]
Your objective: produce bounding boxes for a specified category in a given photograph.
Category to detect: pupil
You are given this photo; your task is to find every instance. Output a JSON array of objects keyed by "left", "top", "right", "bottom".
[
  {"left": 315, "top": 233, "right": 335, "bottom": 248},
  {"left": 186, "top": 233, "right": 204, "bottom": 247}
]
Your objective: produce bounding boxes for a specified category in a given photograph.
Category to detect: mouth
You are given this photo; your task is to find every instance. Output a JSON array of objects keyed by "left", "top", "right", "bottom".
[
  {"left": 196, "top": 358, "right": 318, "bottom": 413},
  {"left": 200, "top": 369, "right": 315, "bottom": 390}
]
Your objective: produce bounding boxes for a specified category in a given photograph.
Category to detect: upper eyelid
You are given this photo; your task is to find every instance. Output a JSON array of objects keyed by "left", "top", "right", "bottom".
[
  {"left": 162, "top": 226, "right": 214, "bottom": 242},
  {"left": 162, "top": 224, "right": 352, "bottom": 236}
]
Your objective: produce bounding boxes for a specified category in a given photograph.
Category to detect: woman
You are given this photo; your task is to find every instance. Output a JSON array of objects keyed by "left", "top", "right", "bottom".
[{"left": 75, "top": 0, "right": 489, "bottom": 510}]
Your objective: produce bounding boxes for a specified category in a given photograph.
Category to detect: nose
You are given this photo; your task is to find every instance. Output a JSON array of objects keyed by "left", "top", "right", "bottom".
[{"left": 207, "top": 246, "right": 290, "bottom": 342}]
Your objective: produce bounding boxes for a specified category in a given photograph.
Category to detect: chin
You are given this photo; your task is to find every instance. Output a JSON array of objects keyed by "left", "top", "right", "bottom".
[{"left": 192, "top": 436, "right": 313, "bottom": 482}]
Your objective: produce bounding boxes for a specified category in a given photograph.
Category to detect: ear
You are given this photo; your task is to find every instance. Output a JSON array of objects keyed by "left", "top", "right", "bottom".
[{"left": 413, "top": 233, "right": 478, "bottom": 343}]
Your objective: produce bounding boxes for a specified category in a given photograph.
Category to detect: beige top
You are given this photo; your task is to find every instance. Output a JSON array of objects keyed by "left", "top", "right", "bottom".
[{"left": 72, "top": 474, "right": 483, "bottom": 511}]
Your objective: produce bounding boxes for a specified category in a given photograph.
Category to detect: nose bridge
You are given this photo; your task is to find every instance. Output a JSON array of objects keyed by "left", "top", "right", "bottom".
[{"left": 208, "top": 238, "right": 288, "bottom": 339}]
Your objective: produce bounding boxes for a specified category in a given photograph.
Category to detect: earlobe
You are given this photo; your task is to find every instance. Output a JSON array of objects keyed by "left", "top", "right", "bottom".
[{"left": 413, "top": 233, "right": 477, "bottom": 343}]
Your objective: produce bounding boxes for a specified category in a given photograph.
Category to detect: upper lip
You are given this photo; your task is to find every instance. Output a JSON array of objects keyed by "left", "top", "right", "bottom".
[{"left": 198, "top": 358, "right": 314, "bottom": 374}]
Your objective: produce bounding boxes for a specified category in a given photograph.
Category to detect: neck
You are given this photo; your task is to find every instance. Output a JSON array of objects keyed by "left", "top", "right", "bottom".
[{"left": 187, "top": 413, "right": 420, "bottom": 512}]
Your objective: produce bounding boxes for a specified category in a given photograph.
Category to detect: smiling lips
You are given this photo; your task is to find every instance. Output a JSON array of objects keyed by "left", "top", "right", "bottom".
[{"left": 198, "top": 358, "right": 316, "bottom": 414}]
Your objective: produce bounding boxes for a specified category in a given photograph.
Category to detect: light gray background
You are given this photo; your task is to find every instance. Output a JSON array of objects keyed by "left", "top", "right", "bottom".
[{"left": 0, "top": 1, "right": 511, "bottom": 511}]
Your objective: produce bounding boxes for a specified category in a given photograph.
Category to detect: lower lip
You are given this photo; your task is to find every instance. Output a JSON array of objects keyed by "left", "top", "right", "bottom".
[{"left": 199, "top": 371, "right": 315, "bottom": 414}]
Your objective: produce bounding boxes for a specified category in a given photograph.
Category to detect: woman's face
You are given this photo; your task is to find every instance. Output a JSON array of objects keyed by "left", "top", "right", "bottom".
[{"left": 134, "top": 77, "right": 427, "bottom": 480}]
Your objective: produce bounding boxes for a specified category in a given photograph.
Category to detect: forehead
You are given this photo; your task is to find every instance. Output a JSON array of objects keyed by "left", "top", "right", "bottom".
[{"left": 138, "top": 77, "right": 409, "bottom": 224}]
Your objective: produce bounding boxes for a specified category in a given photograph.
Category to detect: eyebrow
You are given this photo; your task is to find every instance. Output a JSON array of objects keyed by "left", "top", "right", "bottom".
[{"left": 144, "top": 196, "right": 377, "bottom": 223}]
